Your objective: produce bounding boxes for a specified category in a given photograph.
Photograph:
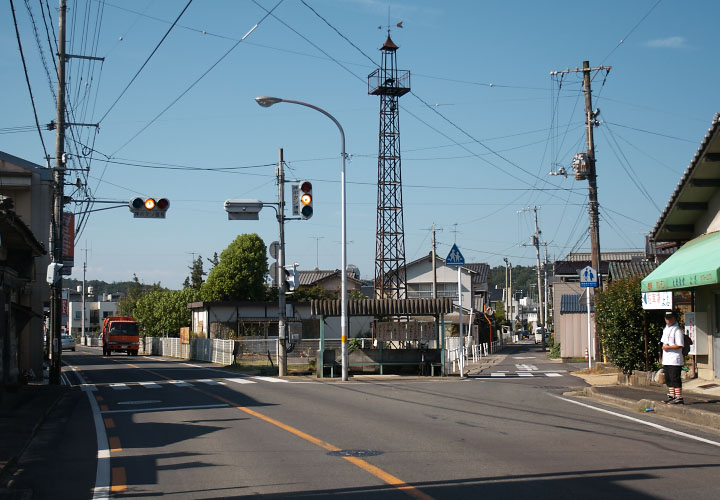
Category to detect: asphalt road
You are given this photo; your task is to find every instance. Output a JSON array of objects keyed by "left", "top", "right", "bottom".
[{"left": 13, "top": 345, "right": 720, "bottom": 499}]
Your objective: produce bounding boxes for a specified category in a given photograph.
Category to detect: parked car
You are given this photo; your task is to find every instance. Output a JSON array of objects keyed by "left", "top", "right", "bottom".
[{"left": 61, "top": 334, "right": 76, "bottom": 351}]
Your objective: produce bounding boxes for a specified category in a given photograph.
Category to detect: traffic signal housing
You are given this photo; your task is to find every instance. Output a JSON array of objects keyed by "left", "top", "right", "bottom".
[
  {"left": 297, "top": 181, "right": 313, "bottom": 220},
  {"left": 284, "top": 264, "right": 299, "bottom": 292},
  {"left": 129, "top": 197, "right": 170, "bottom": 218}
]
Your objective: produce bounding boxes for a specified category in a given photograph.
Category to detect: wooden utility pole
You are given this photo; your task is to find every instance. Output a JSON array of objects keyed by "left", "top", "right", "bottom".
[
  {"left": 551, "top": 61, "right": 611, "bottom": 289},
  {"left": 49, "top": 0, "right": 67, "bottom": 385}
]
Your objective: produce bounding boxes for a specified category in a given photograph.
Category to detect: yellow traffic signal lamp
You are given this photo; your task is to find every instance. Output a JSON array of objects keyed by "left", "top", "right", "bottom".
[
  {"left": 129, "top": 197, "right": 170, "bottom": 218},
  {"left": 298, "top": 181, "right": 313, "bottom": 219}
]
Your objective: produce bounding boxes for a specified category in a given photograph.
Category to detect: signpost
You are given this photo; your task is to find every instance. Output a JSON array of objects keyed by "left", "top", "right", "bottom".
[
  {"left": 446, "top": 244, "right": 466, "bottom": 377},
  {"left": 579, "top": 265, "right": 598, "bottom": 369}
]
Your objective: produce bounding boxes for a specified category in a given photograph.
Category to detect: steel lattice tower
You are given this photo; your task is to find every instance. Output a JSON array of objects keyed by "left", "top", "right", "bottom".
[{"left": 369, "top": 35, "right": 410, "bottom": 299}]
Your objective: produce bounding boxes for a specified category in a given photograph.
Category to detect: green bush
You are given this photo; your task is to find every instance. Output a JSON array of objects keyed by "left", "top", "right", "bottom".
[
  {"left": 549, "top": 342, "right": 561, "bottom": 359},
  {"left": 595, "top": 277, "right": 664, "bottom": 375}
]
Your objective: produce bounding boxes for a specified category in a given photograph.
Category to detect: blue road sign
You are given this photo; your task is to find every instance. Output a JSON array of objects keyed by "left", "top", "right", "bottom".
[
  {"left": 446, "top": 244, "right": 465, "bottom": 266},
  {"left": 579, "top": 265, "right": 598, "bottom": 288}
]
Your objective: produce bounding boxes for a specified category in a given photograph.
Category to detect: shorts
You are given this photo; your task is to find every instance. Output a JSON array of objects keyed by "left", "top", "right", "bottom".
[{"left": 664, "top": 365, "right": 682, "bottom": 388}]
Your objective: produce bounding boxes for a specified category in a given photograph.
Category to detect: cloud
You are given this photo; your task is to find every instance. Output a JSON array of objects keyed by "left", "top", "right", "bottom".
[{"left": 644, "top": 36, "right": 688, "bottom": 49}]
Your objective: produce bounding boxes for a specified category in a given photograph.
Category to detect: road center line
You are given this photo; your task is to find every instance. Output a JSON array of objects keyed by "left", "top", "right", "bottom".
[
  {"left": 112, "top": 359, "right": 436, "bottom": 500},
  {"left": 554, "top": 395, "right": 720, "bottom": 448}
]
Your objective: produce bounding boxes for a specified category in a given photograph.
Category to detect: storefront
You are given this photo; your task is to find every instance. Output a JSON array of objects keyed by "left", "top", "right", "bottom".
[{"left": 642, "top": 231, "right": 720, "bottom": 380}]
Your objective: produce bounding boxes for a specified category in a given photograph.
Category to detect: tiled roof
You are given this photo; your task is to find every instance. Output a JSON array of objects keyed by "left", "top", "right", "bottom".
[
  {"left": 566, "top": 251, "right": 645, "bottom": 262},
  {"left": 298, "top": 270, "right": 362, "bottom": 286},
  {"left": 651, "top": 113, "right": 720, "bottom": 241},
  {"left": 608, "top": 261, "right": 657, "bottom": 280},
  {"left": 463, "top": 263, "right": 489, "bottom": 284},
  {"left": 560, "top": 294, "right": 594, "bottom": 314},
  {"left": 554, "top": 260, "right": 610, "bottom": 277}
]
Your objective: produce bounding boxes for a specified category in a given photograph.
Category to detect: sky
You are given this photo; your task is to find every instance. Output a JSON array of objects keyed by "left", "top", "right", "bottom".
[{"left": 2, "top": 0, "right": 719, "bottom": 290}]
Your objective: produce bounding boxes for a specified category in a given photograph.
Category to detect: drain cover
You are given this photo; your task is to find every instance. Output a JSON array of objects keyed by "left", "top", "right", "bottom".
[
  {"left": 699, "top": 383, "right": 720, "bottom": 389},
  {"left": 328, "top": 449, "right": 383, "bottom": 458}
]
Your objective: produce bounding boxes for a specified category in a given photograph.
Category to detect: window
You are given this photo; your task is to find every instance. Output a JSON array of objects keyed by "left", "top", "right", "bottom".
[
  {"left": 103, "top": 311, "right": 112, "bottom": 318},
  {"left": 74, "top": 311, "right": 82, "bottom": 319}
]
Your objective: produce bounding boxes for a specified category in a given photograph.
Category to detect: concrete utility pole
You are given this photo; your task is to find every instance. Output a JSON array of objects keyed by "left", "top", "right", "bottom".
[
  {"left": 277, "top": 148, "right": 287, "bottom": 377},
  {"left": 49, "top": 0, "right": 67, "bottom": 385},
  {"left": 503, "top": 257, "right": 509, "bottom": 327},
  {"left": 532, "top": 207, "right": 545, "bottom": 349},
  {"left": 81, "top": 250, "right": 86, "bottom": 343},
  {"left": 543, "top": 244, "right": 549, "bottom": 333}
]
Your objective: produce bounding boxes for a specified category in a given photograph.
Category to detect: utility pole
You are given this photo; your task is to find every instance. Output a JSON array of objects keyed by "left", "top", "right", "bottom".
[
  {"left": 49, "top": 0, "right": 67, "bottom": 385},
  {"left": 277, "top": 148, "right": 287, "bottom": 377},
  {"left": 503, "top": 257, "right": 510, "bottom": 329},
  {"left": 508, "top": 262, "right": 513, "bottom": 331},
  {"left": 551, "top": 61, "right": 610, "bottom": 289},
  {"left": 310, "top": 236, "right": 323, "bottom": 269},
  {"left": 543, "top": 243, "right": 549, "bottom": 333},
  {"left": 521, "top": 206, "right": 544, "bottom": 347}
]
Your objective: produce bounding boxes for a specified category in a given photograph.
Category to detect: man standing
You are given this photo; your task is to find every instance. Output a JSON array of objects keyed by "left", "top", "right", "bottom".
[{"left": 661, "top": 311, "right": 684, "bottom": 404}]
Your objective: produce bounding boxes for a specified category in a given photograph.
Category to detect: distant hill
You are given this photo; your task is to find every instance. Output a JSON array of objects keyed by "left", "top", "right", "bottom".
[
  {"left": 487, "top": 264, "right": 553, "bottom": 301},
  {"left": 63, "top": 279, "right": 161, "bottom": 297}
]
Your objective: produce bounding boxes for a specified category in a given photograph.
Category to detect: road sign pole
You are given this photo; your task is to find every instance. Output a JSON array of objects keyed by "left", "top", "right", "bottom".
[
  {"left": 587, "top": 288, "right": 592, "bottom": 370},
  {"left": 458, "top": 265, "right": 464, "bottom": 378}
]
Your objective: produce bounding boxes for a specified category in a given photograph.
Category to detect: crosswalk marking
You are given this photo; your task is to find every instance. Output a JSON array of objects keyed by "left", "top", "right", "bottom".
[
  {"left": 517, "top": 372, "right": 533, "bottom": 377},
  {"left": 225, "top": 378, "right": 256, "bottom": 385},
  {"left": 253, "top": 376, "right": 288, "bottom": 383},
  {"left": 109, "top": 383, "right": 130, "bottom": 390},
  {"left": 168, "top": 380, "right": 191, "bottom": 387},
  {"left": 197, "top": 379, "right": 226, "bottom": 386},
  {"left": 483, "top": 371, "right": 567, "bottom": 378},
  {"left": 490, "top": 373, "right": 506, "bottom": 377},
  {"left": 545, "top": 372, "right": 562, "bottom": 377},
  {"left": 138, "top": 382, "right": 161, "bottom": 389}
]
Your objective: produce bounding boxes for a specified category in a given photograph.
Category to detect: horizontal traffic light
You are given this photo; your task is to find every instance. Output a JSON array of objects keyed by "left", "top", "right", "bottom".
[{"left": 129, "top": 197, "right": 170, "bottom": 218}]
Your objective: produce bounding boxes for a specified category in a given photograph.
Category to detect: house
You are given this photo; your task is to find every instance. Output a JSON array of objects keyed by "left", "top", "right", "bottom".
[
  {"left": 297, "top": 268, "right": 363, "bottom": 294},
  {"left": 0, "top": 152, "right": 53, "bottom": 382},
  {"left": 552, "top": 253, "right": 643, "bottom": 359},
  {"left": 642, "top": 113, "right": 720, "bottom": 382},
  {"left": 66, "top": 289, "right": 121, "bottom": 337},
  {"left": 403, "top": 253, "right": 490, "bottom": 336}
]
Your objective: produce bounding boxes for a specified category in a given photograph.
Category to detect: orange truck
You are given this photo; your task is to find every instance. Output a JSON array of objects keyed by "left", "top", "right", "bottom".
[{"left": 102, "top": 316, "right": 140, "bottom": 356}]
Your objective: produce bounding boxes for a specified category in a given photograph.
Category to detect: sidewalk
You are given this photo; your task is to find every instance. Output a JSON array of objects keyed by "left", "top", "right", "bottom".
[
  {"left": 569, "top": 369, "right": 720, "bottom": 432},
  {"left": 0, "top": 380, "right": 67, "bottom": 485}
]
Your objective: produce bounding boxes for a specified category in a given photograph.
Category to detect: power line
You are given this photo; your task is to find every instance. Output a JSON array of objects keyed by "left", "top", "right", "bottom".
[
  {"left": 9, "top": 0, "right": 49, "bottom": 160},
  {"left": 97, "top": 0, "right": 194, "bottom": 124},
  {"left": 601, "top": 0, "right": 663, "bottom": 64},
  {"left": 109, "top": 0, "right": 283, "bottom": 157}
]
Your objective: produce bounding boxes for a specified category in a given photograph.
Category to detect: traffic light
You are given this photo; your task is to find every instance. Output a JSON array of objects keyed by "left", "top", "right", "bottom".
[
  {"left": 297, "top": 181, "right": 313, "bottom": 220},
  {"left": 129, "top": 197, "right": 170, "bottom": 218},
  {"left": 284, "top": 264, "right": 299, "bottom": 292}
]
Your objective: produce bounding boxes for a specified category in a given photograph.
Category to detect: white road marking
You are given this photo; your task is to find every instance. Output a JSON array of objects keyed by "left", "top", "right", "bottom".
[
  {"left": 138, "top": 381, "right": 161, "bottom": 389},
  {"left": 515, "top": 364, "right": 538, "bottom": 371},
  {"left": 118, "top": 400, "right": 162, "bottom": 405},
  {"left": 554, "top": 395, "right": 720, "bottom": 448},
  {"left": 225, "top": 378, "right": 257, "bottom": 384},
  {"left": 517, "top": 372, "right": 534, "bottom": 377},
  {"left": 168, "top": 380, "right": 191, "bottom": 387},
  {"left": 197, "top": 378, "right": 226, "bottom": 385},
  {"left": 514, "top": 357, "right": 536, "bottom": 360},
  {"left": 545, "top": 372, "right": 563, "bottom": 377},
  {"left": 82, "top": 384, "right": 98, "bottom": 392},
  {"left": 109, "top": 383, "right": 130, "bottom": 390},
  {"left": 253, "top": 376, "right": 289, "bottom": 383},
  {"left": 491, "top": 373, "right": 506, "bottom": 377},
  {"left": 184, "top": 363, "right": 203, "bottom": 368},
  {"left": 101, "top": 403, "right": 230, "bottom": 415}
]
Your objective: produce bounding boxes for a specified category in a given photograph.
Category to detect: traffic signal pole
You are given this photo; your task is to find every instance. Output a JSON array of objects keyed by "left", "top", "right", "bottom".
[{"left": 277, "top": 148, "right": 287, "bottom": 377}]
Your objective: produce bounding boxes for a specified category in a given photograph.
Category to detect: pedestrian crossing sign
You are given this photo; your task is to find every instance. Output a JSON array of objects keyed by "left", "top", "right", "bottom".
[{"left": 445, "top": 244, "right": 465, "bottom": 266}]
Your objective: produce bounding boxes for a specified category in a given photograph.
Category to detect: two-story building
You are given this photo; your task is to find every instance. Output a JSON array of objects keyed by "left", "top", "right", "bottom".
[{"left": 0, "top": 152, "right": 53, "bottom": 382}]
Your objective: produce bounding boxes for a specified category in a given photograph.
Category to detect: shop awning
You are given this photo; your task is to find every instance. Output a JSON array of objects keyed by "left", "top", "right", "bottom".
[{"left": 641, "top": 231, "right": 720, "bottom": 292}]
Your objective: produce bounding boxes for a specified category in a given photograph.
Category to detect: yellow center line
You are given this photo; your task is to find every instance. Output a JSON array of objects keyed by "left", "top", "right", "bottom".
[
  {"left": 109, "top": 436, "right": 123, "bottom": 452},
  {"left": 111, "top": 360, "right": 436, "bottom": 500},
  {"left": 111, "top": 467, "right": 126, "bottom": 492}
]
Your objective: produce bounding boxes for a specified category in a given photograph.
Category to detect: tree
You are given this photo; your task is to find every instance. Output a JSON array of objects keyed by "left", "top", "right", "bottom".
[
  {"left": 201, "top": 234, "right": 267, "bottom": 302},
  {"left": 116, "top": 274, "right": 164, "bottom": 317},
  {"left": 207, "top": 252, "right": 219, "bottom": 271},
  {"left": 134, "top": 288, "right": 201, "bottom": 337},
  {"left": 188, "top": 255, "right": 206, "bottom": 290},
  {"left": 595, "top": 276, "right": 664, "bottom": 374}
]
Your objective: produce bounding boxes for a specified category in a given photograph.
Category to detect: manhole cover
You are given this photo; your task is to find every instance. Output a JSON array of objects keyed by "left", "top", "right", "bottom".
[{"left": 327, "top": 449, "right": 383, "bottom": 458}]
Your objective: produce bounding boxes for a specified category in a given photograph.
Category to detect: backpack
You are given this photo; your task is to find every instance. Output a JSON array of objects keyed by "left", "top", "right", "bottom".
[{"left": 682, "top": 332, "right": 692, "bottom": 357}]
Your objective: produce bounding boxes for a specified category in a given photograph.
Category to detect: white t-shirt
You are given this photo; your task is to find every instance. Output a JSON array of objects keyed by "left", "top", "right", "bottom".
[{"left": 661, "top": 323, "right": 684, "bottom": 366}]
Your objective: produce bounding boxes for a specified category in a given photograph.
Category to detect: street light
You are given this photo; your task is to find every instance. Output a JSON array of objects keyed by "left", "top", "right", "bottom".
[{"left": 255, "top": 96, "right": 349, "bottom": 382}]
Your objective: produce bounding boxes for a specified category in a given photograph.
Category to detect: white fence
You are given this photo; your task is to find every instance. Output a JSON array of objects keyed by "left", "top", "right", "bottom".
[{"left": 140, "top": 337, "right": 234, "bottom": 366}]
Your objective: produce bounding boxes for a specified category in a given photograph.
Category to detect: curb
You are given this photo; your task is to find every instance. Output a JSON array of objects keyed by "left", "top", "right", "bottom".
[{"left": 572, "top": 386, "right": 720, "bottom": 432}]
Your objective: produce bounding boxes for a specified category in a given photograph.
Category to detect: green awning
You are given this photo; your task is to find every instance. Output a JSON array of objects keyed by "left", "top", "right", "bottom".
[{"left": 641, "top": 231, "right": 720, "bottom": 292}]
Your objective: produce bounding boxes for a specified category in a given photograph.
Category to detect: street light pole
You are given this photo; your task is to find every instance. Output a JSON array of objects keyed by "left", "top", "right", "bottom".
[{"left": 255, "top": 97, "right": 349, "bottom": 381}]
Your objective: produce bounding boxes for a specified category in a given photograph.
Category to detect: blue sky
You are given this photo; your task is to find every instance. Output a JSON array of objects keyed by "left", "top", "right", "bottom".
[{"left": 2, "top": 0, "right": 719, "bottom": 289}]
